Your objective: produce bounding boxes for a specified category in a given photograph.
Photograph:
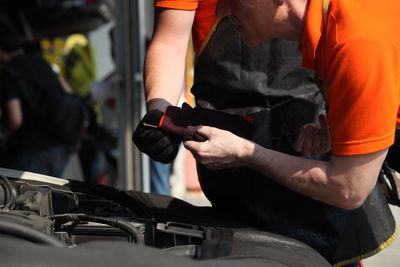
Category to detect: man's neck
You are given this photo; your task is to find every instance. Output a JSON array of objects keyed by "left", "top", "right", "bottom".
[{"left": 284, "top": 0, "right": 310, "bottom": 42}]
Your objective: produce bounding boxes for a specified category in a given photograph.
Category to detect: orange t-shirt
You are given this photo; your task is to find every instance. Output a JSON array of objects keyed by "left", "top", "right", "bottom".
[
  {"left": 302, "top": 0, "right": 400, "bottom": 155},
  {"left": 154, "top": 0, "right": 218, "bottom": 54}
]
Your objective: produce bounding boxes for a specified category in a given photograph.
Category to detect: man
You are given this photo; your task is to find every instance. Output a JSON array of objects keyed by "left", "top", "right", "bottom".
[
  {"left": 133, "top": 0, "right": 394, "bottom": 265},
  {"left": 183, "top": 0, "right": 398, "bottom": 265},
  {"left": 135, "top": 0, "right": 326, "bottom": 191},
  {"left": 0, "top": 21, "right": 71, "bottom": 177},
  {"left": 135, "top": 1, "right": 322, "bottom": 195}
]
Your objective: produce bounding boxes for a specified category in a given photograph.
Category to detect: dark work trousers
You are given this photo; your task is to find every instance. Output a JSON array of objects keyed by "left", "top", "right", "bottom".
[{"left": 4, "top": 144, "right": 70, "bottom": 178}]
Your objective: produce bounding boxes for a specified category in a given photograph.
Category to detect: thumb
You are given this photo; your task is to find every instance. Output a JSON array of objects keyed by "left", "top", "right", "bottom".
[{"left": 188, "top": 125, "right": 213, "bottom": 139}]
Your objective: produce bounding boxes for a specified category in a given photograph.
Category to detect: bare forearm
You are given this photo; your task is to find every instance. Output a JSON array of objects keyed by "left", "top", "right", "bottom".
[
  {"left": 243, "top": 143, "right": 332, "bottom": 204},
  {"left": 144, "top": 43, "right": 187, "bottom": 111},
  {"left": 144, "top": 8, "right": 195, "bottom": 112},
  {"left": 241, "top": 141, "right": 386, "bottom": 209},
  {"left": 7, "top": 98, "right": 22, "bottom": 131}
]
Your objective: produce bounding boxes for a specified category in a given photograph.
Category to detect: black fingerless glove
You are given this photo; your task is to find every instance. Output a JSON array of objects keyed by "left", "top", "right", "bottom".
[{"left": 132, "top": 110, "right": 180, "bottom": 164}]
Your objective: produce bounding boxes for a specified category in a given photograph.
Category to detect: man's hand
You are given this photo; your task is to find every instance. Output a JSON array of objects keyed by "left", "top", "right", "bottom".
[
  {"left": 183, "top": 125, "right": 251, "bottom": 170},
  {"left": 132, "top": 110, "right": 180, "bottom": 164},
  {"left": 292, "top": 114, "right": 331, "bottom": 157}
]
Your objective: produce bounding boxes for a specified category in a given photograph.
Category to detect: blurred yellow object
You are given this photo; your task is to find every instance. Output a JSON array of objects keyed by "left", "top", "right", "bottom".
[
  {"left": 64, "top": 34, "right": 100, "bottom": 123},
  {"left": 41, "top": 38, "right": 66, "bottom": 75},
  {"left": 64, "top": 34, "right": 89, "bottom": 54}
]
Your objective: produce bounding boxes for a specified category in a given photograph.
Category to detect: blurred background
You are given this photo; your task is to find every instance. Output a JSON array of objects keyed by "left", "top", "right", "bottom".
[{"left": 0, "top": 0, "right": 202, "bottom": 198}]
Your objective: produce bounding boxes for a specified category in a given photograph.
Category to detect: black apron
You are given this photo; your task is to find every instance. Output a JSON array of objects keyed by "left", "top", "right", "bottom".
[{"left": 192, "top": 17, "right": 397, "bottom": 266}]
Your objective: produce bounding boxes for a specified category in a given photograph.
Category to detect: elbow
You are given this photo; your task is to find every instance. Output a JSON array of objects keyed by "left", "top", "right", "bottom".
[
  {"left": 327, "top": 170, "right": 376, "bottom": 210},
  {"left": 335, "top": 188, "right": 368, "bottom": 210},
  {"left": 337, "top": 198, "right": 365, "bottom": 210}
]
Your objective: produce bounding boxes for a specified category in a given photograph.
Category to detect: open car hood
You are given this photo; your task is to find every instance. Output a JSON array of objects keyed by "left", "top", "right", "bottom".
[{"left": 0, "top": 0, "right": 114, "bottom": 40}]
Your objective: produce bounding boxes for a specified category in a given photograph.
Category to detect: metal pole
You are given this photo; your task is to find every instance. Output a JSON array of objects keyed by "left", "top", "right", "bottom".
[{"left": 114, "top": 0, "right": 149, "bottom": 191}]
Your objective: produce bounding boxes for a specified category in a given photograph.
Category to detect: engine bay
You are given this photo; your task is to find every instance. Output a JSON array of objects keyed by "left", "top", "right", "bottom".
[
  {"left": 0, "top": 168, "right": 331, "bottom": 267},
  {"left": 0, "top": 172, "right": 204, "bottom": 253}
]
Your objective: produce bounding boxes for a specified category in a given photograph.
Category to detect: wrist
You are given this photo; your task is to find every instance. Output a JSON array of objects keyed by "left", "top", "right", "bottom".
[
  {"left": 237, "top": 138, "right": 256, "bottom": 167},
  {"left": 147, "top": 98, "right": 172, "bottom": 113}
]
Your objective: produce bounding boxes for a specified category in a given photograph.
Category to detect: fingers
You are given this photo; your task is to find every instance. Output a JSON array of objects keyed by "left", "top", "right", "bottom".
[
  {"left": 293, "top": 123, "right": 326, "bottom": 156},
  {"left": 183, "top": 126, "right": 211, "bottom": 160},
  {"left": 319, "top": 114, "right": 329, "bottom": 137},
  {"left": 183, "top": 125, "right": 241, "bottom": 170},
  {"left": 183, "top": 139, "right": 201, "bottom": 154},
  {"left": 184, "top": 125, "right": 210, "bottom": 151},
  {"left": 188, "top": 125, "right": 213, "bottom": 137},
  {"left": 292, "top": 113, "right": 333, "bottom": 157},
  {"left": 293, "top": 124, "right": 316, "bottom": 156},
  {"left": 303, "top": 124, "right": 316, "bottom": 157},
  {"left": 183, "top": 140, "right": 215, "bottom": 168},
  {"left": 292, "top": 125, "right": 306, "bottom": 153},
  {"left": 318, "top": 114, "right": 331, "bottom": 153}
]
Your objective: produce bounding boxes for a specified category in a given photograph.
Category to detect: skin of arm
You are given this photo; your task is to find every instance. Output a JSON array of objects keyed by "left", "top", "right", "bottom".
[
  {"left": 3, "top": 98, "right": 22, "bottom": 135},
  {"left": 58, "top": 75, "right": 74, "bottom": 94},
  {"left": 144, "top": 8, "right": 195, "bottom": 112},
  {"left": 184, "top": 125, "right": 388, "bottom": 210}
]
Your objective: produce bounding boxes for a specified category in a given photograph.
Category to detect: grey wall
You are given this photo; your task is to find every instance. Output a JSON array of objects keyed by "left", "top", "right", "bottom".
[
  {"left": 144, "top": 0, "right": 155, "bottom": 40},
  {"left": 88, "top": 2, "right": 154, "bottom": 81},
  {"left": 89, "top": 22, "right": 115, "bottom": 80}
]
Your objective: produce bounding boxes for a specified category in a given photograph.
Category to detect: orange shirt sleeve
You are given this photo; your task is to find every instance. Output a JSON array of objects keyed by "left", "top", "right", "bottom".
[
  {"left": 327, "top": 38, "right": 400, "bottom": 155},
  {"left": 154, "top": 0, "right": 198, "bottom": 10}
]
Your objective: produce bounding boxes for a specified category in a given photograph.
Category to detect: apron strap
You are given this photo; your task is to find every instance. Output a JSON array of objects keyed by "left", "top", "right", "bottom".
[{"left": 197, "top": 18, "right": 221, "bottom": 59}]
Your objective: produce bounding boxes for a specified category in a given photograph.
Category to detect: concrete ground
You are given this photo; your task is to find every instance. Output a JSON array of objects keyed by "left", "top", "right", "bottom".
[
  {"left": 363, "top": 206, "right": 400, "bottom": 267},
  {"left": 182, "top": 192, "right": 400, "bottom": 267}
]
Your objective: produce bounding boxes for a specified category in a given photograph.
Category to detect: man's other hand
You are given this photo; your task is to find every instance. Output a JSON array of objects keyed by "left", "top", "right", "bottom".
[
  {"left": 184, "top": 125, "right": 252, "bottom": 170},
  {"left": 292, "top": 114, "right": 331, "bottom": 157},
  {"left": 132, "top": 110, "right": 180, "bottom": 164}
]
